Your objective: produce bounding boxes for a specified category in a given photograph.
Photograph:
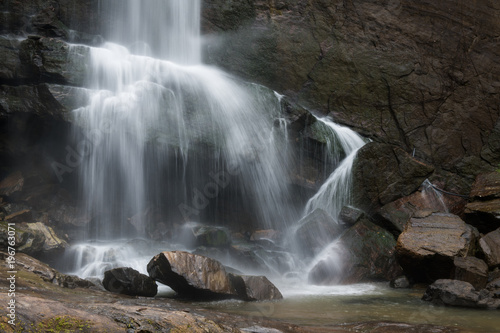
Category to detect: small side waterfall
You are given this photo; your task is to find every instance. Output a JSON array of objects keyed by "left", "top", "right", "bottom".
[{"left": 304, "top": 117, "right": 366, "bottom": 220}]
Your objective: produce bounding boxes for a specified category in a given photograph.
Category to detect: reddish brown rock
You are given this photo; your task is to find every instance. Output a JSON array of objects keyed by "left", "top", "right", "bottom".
[
  {"left": 147, "top": 251, "right": 238, "bottom": 300},
  {"left": 396, "top": 213, "right": 478, "bottom": 282}
]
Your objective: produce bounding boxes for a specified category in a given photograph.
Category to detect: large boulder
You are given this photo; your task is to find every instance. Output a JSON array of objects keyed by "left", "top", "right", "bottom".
[
  {"left": 308, "top": 219, "right": 402, "bottom": 285},
  {"left": 396, "top": 212, "right": 478, "bottom": 282},
  {"left": 479, "top": 228, "right": 500, "bottom": 268},
  {"left": 147, "top": 251, "right": 239, "bottom": 300},
  {"left": 351, "top": 143, "right": 434, "bottom": 214},
  {"left": 103, "top": 267, "right": 157, "bottom": 297},
  {"left": 147, "top": 251, "right": 282, "bottom": 301}
]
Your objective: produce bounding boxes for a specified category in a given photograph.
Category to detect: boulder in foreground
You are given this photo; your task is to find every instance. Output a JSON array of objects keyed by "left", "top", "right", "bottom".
[
  {"left": 147, "top": 251, "right": 282, "bottom": 301},
  {"left": 103, "top": 267, "right": 157, "bottom": 297}
]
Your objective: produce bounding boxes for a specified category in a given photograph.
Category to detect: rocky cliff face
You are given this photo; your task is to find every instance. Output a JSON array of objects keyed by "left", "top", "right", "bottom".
[{"left": 203, "top": 0, "right": 500, "bottom": 193}]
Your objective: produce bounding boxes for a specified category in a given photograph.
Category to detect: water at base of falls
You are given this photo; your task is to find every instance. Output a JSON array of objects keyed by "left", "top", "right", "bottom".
[{"left": 64, "top": 0, "right": 369, "bottom": 294}]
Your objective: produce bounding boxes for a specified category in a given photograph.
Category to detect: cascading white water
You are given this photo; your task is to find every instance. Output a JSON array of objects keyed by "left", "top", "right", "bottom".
[
  {"left": 66, "top": 0, "right": 300, "bottom": 276},
  {"left": 304, "top": 117, "right": 366, "bottom": 220},
  {"left": 99, "top": 0, "right": 201, "bottom": 63},
  {"left": 67, "top": 0, "right": 366, "bottom": 286}
]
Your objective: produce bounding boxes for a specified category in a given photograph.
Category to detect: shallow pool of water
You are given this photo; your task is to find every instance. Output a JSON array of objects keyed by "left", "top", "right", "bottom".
[{"left": 196, "top": 283, "right": 500, "bottom": 332}]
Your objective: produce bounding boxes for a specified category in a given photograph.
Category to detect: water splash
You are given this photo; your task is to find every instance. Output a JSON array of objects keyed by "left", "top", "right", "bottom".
[{"left": 420, "top": 179, "right": 449, "bottom": 213}]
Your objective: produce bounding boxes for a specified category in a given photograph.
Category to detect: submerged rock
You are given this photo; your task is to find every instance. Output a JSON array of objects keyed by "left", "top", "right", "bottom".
[
  {"left": 423, "top": 279, "right": 500, "bottom": 310},
  {"left": 396, "top": 212, "right": 478, "bottom": 282},
  {"left": 422, "top": 279, "right": 481, "bottom": 308},
  {"left": 103, "top": 267, "right": 157, "bottom": 297},
  {"left": 390, "top": 276, "right": 411, "bottom": 289}
]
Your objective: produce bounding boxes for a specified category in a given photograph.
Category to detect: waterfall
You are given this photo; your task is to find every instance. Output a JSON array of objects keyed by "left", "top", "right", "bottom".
[
  {"left": 66, "top": 0, "right": 365, "bottom": 281},
  {"left": 72, "top": 0, "right": 297, "bottom": 242},
  {"left": 304, "top": 117, "right": 366, "bottom": 220}
]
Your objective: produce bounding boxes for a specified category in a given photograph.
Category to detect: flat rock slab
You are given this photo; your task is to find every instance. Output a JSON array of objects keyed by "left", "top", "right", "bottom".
[{"left": 396, "top": 213, "right": 478, "bottom": 282}]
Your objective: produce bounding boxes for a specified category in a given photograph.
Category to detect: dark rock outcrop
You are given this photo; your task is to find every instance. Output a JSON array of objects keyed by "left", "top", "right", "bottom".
[
  {"left": 204, "top": 1, "right": 500, "bottom": 194},
  {"left": 351, "top": 142, "right": 434, "bottom": 214},
  {"left": 396, "top": 212, "right": 478, "bottom": 282},
  {"left": 103, "top": 267, "right": 157, "bottom": 297},
  {"left": 338, "top": 205, "right": 365, "bottom": 227}
]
